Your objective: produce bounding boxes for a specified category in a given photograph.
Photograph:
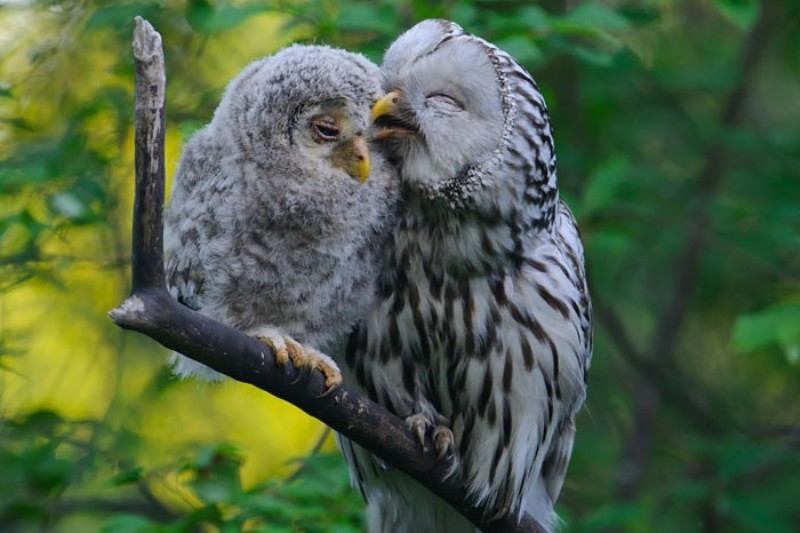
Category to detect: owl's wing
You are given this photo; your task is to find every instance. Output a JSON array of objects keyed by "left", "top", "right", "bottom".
[
  {"left": 164, "top": 128, "right": 223, "bottom": 313},
  {"left": 162, "top": 131, "right": 226, "bottom": 381},
  {"left": 539, "top": 415, "right": 576, "bottom": 506},
  {"left": 166, "top": 247, "right": 204, "bottom": 311}
]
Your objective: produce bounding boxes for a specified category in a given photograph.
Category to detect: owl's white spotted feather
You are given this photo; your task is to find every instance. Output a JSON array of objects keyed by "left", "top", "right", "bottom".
[
  {"left": 165, "top": 45, "right": 398, "bottom": 382},
  {"left": 341, "top": 20, "right": 592, "bottom": 531}
]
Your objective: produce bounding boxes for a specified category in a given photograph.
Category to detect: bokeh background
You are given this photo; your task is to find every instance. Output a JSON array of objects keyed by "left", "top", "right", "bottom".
[{"left": 1, "top": 1, "right": 798, "bottom": 531}]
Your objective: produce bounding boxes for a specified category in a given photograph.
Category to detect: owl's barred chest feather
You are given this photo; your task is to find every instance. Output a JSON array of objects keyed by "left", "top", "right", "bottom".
[
  {"left": 346, "top": 198, "right": 589, "bottom": 524},
  {"left": 373, "top": 201, "right": 587, "bottom": 403}
]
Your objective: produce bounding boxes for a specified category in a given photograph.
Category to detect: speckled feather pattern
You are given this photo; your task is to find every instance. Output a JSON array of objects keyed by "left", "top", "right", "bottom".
[
  {"left": 340, "top": 21, "right": 592, "bottom": 532},
  {"left": 164, "top": 45, "right": 399, "bottom": 380}
]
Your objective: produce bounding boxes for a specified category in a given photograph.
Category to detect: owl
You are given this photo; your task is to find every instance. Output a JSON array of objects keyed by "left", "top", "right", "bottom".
[
  {"left": 341, "top": 20, "right": 592, "bottom": 531},
  {"left": 164, "top": 45, "right": 398, "bottom": 388}
]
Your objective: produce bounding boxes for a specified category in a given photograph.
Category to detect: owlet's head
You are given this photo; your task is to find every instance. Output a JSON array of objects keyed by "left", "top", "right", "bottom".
[{"left": 213, "top": 44, "right": 385, "bottom": 187}]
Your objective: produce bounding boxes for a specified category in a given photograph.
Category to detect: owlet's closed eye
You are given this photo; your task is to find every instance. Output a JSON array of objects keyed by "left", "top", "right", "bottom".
[{"left": 312, "top": 116, "right": 341, "bottom": 142}]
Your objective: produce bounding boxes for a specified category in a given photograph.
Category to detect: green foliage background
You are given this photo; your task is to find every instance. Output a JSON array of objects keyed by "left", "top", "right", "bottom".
[{"left": 1, "top": 0, "right": 799, "bottom": 531}]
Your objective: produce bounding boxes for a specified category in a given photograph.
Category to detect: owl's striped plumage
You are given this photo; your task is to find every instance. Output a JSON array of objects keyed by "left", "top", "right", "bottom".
[{"left": 340, "top": 20, "right": 592, "bottom": 531}]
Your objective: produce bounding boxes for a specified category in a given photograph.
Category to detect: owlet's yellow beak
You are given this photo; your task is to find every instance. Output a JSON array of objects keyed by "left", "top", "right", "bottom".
[{"left": 332, "top": 135, "right": 370, "bottom": 183}]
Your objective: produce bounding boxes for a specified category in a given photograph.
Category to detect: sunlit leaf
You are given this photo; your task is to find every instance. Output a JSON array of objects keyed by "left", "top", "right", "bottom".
[{"left": 732, "top": 302, "right": 800, "bottom": 362}]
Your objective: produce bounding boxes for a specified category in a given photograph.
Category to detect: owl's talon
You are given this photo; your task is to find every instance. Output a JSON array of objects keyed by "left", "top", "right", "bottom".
[
  {"left": 290, "top": 366, "right": 308, "bottom": 385},
  {"left": 254, "top": 331, "right": 342, "bottom": 392},
  {"left": 256, "top": 335, "right": 289, "bottom": 367},
  {"left": 433, "top": 425, "right": 455, "bottom": 461},
  {"left": 404, "top": 414, "right": 454, "bottom": 460},
  {"left": 405, "top": 414, "right": 430, "bottom": 450}
]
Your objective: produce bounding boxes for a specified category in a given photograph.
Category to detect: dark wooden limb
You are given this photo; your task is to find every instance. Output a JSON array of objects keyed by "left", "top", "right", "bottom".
[
  {"left": 131, "top": 17, "right": 166, "bottom": 292},
  {"left": 109, "top": 17, "right": 546, "bottom": 533}
]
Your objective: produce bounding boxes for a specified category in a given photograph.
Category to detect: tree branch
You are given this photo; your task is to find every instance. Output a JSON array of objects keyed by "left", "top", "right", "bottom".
[{"left": 109, "top": 17, "right": 545, "bottom": 533}]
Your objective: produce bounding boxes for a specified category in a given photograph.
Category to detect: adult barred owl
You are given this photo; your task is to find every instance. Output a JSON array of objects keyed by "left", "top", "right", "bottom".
[{"left": 341, "top": 20, "right": 592, "bottom": 532}]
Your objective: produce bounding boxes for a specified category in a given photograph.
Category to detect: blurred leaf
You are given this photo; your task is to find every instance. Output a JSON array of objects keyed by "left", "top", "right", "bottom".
[
  {"left": 185, "top": 443, "right": 243, "bottom": 504},
  {"left": 449, "top": 3, "right": 478, "bottom": 27},
  {"left": 101, "top": 514, "right": 158, "bottom": 533},
  {"left": 732, "top": 302, "right": 800, "bottom": 361},
  {"left": 187, "top": 442, "right": 242, "bottom": 471},
  {"left": 0, "top": 116, "right": 32, "bottom": 130},
  {"left": 109, "top": 466, "right": 144, "bottom": 486},
  {"left": 186, "top": 1, "right": 267, "bottom": 33},
  {"left": 579, "top": 155, "right": 630, "bottom": 217},
  {"left": 484, "top": 6, "right": 551, "bottom": 35},
  {"left": 337, "top": 3, "right": 397, "bottom": 35},
  {"left": 6, "top": 409, "right": 64, "bottom": 436},
  {"left": 494, "top": 35, "right": 542, "bottom": 66},
  {"left": 722, "top": 491, "right": 796, "bottom": 533},
  {"left": 568, "top": 43, "right": 618, "bottom": 66},
  {"left": 618, "top": 5, "right": 661, "bottom": 25},
  {"left": 178, "top": 119, "right": 205, "bottom": 142},
  {"left": 579, "top": 502, "right": 650, "bottom": 530},
  {"left": 559, "top": 2, "right": 630, "bottom": 32},
  {"left": 85, "top": 4, "right": 161, "bottom": 31},
  {"left": 714, "top": 0, "right": 759, "bottom": 29}
]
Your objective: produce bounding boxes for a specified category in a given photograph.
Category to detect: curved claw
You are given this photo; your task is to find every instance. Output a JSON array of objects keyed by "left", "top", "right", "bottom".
[
  {"left": 433, "top": 425, "right": 455, "bottom": 461},
  {"left": 253, "top": 329, "right": 342, "bottom": 393},
  {"left": 404, "top": 413, "right": 454, "bottom": 461},
  {"left": 256, "top": 334, "right": 289, "bottom": 366},
  {"left": 404, "top": 414, "right": 430, "bottom": 450}
]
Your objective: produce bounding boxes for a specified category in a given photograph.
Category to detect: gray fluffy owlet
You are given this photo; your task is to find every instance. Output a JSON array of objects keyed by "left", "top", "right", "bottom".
[
  {"left": 341, "top": 20, "right": 592, "bottom": 531},
  {"left": 164, "top": 45, "right": 398, "bottom": 386}
]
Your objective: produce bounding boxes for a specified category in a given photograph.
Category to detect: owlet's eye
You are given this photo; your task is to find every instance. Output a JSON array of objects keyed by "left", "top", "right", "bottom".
[
  {"left": 312, "top": 117, "right": 341, "bottom": 141},
  {"left": 425, "top": 93, "right": 464, "bottom": 112}
]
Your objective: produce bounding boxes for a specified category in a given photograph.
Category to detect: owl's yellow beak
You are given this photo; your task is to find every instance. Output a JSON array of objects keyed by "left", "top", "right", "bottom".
[
  {"left": 371, "top": 90, "right": 402, "bottom": 122},
  {"left": 332, "top": 135, "right": 370, "bottom": 183},
  {"left": 371, "top": 90, "right": 417, "bottom": 140}
]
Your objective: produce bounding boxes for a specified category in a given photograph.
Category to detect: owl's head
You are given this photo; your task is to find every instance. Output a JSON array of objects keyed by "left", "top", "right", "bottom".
[
  {"left": 213, "top": 45, "right": 384, "bottom": 185},
  {"left": 372, "top": 20, "right": 509, "bottom": 195},
  {"left": 373, "top": 20, "right": 557, "bottom": 215}
]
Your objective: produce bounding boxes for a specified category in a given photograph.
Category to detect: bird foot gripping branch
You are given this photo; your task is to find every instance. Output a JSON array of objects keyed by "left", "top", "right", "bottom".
[{"left": 254, "top": 331, "right": 342, "bottom": 393}]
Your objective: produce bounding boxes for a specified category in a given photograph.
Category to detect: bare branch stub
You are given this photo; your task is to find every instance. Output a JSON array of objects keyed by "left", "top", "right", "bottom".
[
  {"left": 111, "top": 17, "right": 545, "bottom": 533},
  {"left": 131, "top": 16, "right": 167, "bottom": 292}
]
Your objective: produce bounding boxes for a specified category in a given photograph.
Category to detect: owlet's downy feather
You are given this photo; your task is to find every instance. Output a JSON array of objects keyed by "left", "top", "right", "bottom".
[
  {"left": 340, "top": 20, "right": 592, "bottom": 532},
  {"left": 164, "top": 45, "right": 398, "bottom": 385}
]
